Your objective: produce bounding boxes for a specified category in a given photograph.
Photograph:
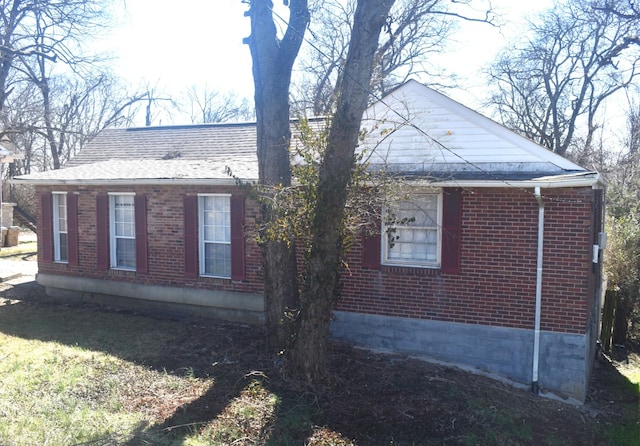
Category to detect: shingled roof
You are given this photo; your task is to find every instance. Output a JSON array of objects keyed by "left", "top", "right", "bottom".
[
  {"left": 12, "top": 158, "right": 259, "bottom": 185},
  {"left": 13, "top": 81, "right": 600, "bottom": 188},
  {"left": 66, "top": 122, "right": 260, "bottom": 167}
]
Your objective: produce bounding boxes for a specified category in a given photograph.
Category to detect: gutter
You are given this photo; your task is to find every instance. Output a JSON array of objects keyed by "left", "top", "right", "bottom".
[
  {"left": 413, "top": 172, "right": 603, "bottom": 190},
  {"left": 532, "top": 186, "right": 545, "bottom": 394}
]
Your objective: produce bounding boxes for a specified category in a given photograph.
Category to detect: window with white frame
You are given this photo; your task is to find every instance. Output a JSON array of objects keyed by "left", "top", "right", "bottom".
[
  {"left": 383, "top": 193, "right": 442, "bottom": 267},
  {"left": 198, "top": 194, "right": 231, "bottom": 278},
  {"left": 52, "top": 192, "right": 68, "bottom": 263},
  {"left": 109, "top": 193, "right": 136, "bottom": 270}
]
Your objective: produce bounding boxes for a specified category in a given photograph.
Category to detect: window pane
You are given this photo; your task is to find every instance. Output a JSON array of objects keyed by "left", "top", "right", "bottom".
[
  {"left": 199, "top": 195, "right": 231, "bottom": 277},
  {"left": 57, "top": 196, "right": 67, "bottom": 231},
  {"left": 53, "top": 194, "right": 68, "bottom": 263},
  {"left": 114, "top": 195, "right": 135, "bottom": 237},
  {"left": 116, "top": 238, "right": 136, "bottom": 268},
  {"left": 204, "top": 242, "right": 231, "bottom": 277},
  {"left": 425, "top": 242, "right": 437, "bottom": 262},
  {"left": 110, "top": 195, "right": 137, "bottom": 269},
  {"left": 204, "top": 209, "right": 214, "bottom": 226},
  {"left": 395, "top": 195, "right": 437, "bottom": 227},
  {"left": 214, "top": 225, "right": 228, "bottom": 242},
  {"left": 413, "top": 230, "right": 427, "bottom": 243},
  {"left": 200, "top": 195, "right": 230, "bottom": 243},
  {"left": 202, "top": 196, "right": 213, "bottom": 211},
  {"left": 385, "top": 195, "right": 440, "bottom": 266},
  {"left": 58, "top": 233, "right": 68, "bottom": 262}
]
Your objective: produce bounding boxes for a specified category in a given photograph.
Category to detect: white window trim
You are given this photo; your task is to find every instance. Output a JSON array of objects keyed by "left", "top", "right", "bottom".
[
  {"left": 52, "top": 192, "right": 68, "bottom": 263},
  {"left": 198, "top": 193, "right": 231, "bottom": 279},
  {"left": 109, "top": 192, "right": 136, "bottom": 271},
  {"left": 381, "top": 192, "right": 443, "bottom": 268}
]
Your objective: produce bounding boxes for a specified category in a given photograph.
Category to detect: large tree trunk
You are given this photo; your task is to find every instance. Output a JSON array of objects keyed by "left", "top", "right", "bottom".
[
  {"left": 289, "top": 0, "right": 395, "bottom": 382},
  {"left": 247, "top": 0, "right": 309, "bottom": 352}
]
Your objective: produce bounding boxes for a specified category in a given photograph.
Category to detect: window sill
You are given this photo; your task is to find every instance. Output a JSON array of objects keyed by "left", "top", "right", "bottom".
[
  {"left": 200, "top": 274, "right": 231, "bottom": 281},
  {"left": 380, "top": 264, "right": 442, "bottom": 276},
  {"left": 108, "top": 268, "right": 137, "bottom": 277}
]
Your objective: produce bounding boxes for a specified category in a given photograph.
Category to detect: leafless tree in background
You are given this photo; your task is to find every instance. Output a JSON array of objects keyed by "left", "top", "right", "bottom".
[
  {"left": 0, "top": 0, "right": 153, "bottom": 173},
  {"left": 185, "top": 85, "right": 254, "bottom": 124},
  {"left": 292, "top": 0, "right": 495, "bottom": 115},
  {"left": 488, "top": 0, "right": 640, "bottom": 157}
]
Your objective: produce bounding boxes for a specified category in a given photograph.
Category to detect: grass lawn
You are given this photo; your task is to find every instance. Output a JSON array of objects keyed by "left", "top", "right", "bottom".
[{"left": 0, "top": 290, "right": 638, "bottom": 445}]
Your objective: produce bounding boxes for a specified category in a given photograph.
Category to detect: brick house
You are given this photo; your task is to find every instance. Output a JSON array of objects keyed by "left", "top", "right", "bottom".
[{"left": 13, "top": 81, "right": 605, "bottom": 402}]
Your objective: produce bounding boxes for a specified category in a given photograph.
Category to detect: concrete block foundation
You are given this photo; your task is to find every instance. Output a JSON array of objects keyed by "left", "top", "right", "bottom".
[{"left": 331, "top": 311, "right": 591, "bottom": 402}]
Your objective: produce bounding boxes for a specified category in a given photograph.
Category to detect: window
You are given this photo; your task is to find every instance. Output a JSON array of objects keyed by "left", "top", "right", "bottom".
[
  {"left": 97, "top": 193, "right": 147, "bottom": 272},
  {"left": 109, "top": 194, "right": 136, "bottom": 270},
  {"left": 198, "top": 194, "right": 231, "bottom": 278},
  {"left": 42, "top": 192, "right": 78, "bottom": 266},
  {"left": 52, "top": 192, "right": 68, "bottom": 263},
  {"left": 383, "top": 193, "right": 442, "bottom": 267},
  {"left": 183, "top": 194, "right": 244, "bottom": 280}
]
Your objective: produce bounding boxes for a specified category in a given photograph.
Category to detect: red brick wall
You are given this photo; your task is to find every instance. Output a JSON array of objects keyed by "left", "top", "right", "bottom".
[
  {"left": 36, "top": 185, "right": 597, "bottom": 334},
  {"left": 338, "top": 187, "right": 596, "bottom": 334},
  {"left": 36, "top": 184, "right": 263, "bottom": 295}
]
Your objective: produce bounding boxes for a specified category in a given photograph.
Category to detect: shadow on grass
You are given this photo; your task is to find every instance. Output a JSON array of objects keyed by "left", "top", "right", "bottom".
[
  {"left": 0, "top": 289, "right": 321, "bottom": 445},
  {"left": 0, "top": 288, "right": 452, "bottom": 444},
  {"left": 2, "top": 283, "right": 639, "bottom": 445}
]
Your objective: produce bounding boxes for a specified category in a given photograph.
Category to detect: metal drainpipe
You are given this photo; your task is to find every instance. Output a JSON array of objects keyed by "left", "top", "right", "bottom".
[{"left": 532, "top": 186, "right": 545, "bottom": 395}]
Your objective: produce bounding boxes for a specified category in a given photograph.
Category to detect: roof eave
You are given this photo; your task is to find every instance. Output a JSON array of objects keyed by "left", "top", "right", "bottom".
[
  {"left": 423, "top": 172, "right": 604, "bottom": 189},
  {"left": 10, "top": 177, "right": 258, "bottom": 187}
]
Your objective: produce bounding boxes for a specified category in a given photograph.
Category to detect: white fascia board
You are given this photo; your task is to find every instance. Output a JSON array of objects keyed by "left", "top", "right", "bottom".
[{"left": 414, "top": 174, "right": 604, "bottom": 189}]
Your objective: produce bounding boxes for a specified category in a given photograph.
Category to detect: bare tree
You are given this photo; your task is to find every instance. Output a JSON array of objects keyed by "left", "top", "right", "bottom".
[
  {"left": 287, "top": 0, "right": 397, "bottom": 381},
  {"left": 0, "top": 0, "right": 107, "bottom": 114},
  {"left": 245, "top": 0, "right": 310, "bottom": 353},
  {"left": 488, "top": 0, "right": 640, "bottom": 157},
  {"left": 0, "top": 0, "right": 117, "bottom": 169},
  {"left": 292, "top": 0, "right": 495, "bottom": 115},
  {"left": 248, "top": 0, "right": 400, "bottom": 382},
  {"left": 2, "top": 70, "right": 149, "bottom": 173},
  {"left": 595, "top": 0, "right": 640, "bottom": 20},
  {"left": 184, "top": 85, "right": 254, "bottom": 124},
  {"left": 625, "top": 101, "right": 640, "bottom": 155}
]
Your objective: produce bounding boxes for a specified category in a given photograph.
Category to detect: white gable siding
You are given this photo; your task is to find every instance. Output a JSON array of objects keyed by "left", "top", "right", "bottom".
[{"left": 359, "top": 80, "right": 584, "bottom": 175}]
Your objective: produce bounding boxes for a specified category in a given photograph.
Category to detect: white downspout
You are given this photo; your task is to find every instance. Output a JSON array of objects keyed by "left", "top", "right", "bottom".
[{"left": 532, "top": 187, "right": 544, "bottom": 394}]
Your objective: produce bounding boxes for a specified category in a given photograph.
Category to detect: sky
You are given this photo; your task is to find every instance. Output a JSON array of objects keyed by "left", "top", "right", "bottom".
[{"left": 101, "top": 0, "right": 554, "bottom": 125}]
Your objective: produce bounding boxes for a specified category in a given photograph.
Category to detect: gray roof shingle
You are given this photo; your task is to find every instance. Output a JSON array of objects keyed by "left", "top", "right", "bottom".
[
  {"left": 66, "top": 122, "right": 260, "bottom": 167},
  {"left": 12, "top": 82, "right": 600, "bottom": 188},
  {"left": 14, "top": 157, "right": 259, "bottom": 184}
]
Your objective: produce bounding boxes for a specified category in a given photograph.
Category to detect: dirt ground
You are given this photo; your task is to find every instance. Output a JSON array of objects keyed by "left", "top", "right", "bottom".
[
  {"left": 1, "top": 236, "right": 638, "bottom": 445},
  {"left": 1, "top": 290, "right": 638, "bottom": 445},
  {"left": 137, "top": 321, "right": 640, "bottom": 445}
]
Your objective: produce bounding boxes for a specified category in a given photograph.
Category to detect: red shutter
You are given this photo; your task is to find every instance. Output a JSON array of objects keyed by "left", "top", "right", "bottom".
[
  {"left": 183, "top": 195, "right": 198, "bottom": 278},
  {"left": 67, "top": 193, "right": 79, "bottom": 266},
  {"left": 134, "top": 194, "right": 148, "bottom": 274},
  {"left": 362, "top": 233, "right": 381, "bottom": 269},
  {"left": 230, "top": 195, "right": 246, "bottom": 281},
  {"left": 96, "top": 194, "right": 109, "bottom": 270},
  {"left": 441, "top": 188, "right": 462, "bottom": 274},
  {"left": 40, "top": 193, "right": 53, "bottom": 264}
]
